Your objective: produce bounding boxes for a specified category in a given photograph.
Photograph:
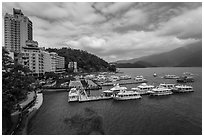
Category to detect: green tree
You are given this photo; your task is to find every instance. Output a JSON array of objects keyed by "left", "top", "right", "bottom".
[
  {"left": 46, "top": 47, "right": 112, "bottom": 73},
  {"left": 2, "top": 47, "right": 35, "bottom": 134}
]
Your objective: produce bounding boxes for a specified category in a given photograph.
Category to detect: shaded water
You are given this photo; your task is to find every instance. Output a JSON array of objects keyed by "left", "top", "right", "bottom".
[{"left": 28, "top": 67, "right": 202, "bottom": 135}]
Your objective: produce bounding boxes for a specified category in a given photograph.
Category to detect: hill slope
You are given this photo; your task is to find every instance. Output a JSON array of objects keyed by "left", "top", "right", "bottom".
[
  {"left": 115, "top": 41, "right": 202, "bottom": 67},
  {"left": 46, "top": 47, "right": 115, "bottom": 72}
]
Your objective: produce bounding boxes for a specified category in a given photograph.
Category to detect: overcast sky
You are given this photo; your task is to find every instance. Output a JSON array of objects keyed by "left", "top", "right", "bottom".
[{"left": 2, "top": 2, "right": 202, "bottom": 62}]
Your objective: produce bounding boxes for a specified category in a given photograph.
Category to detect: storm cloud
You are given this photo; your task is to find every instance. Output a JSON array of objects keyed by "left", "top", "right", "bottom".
[{"left": 2, "top": 2, "right": 202, "bottom": 62}]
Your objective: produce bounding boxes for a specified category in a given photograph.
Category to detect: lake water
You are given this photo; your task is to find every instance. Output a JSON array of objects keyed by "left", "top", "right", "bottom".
[{"left": 28, "top": 67, "right": 202, "bottom": 135}]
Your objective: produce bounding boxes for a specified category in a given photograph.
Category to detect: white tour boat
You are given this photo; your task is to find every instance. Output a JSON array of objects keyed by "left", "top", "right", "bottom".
[
  {"left": 134, "top": 75, "right": 147, "bottom": 83},
  {"left": 149, "top": 86, "right": 173, "bottom": 96},
  {"left": 183, "top": 72, "right": 194, "bottom": 76},
  {"left": 172, "top": 85, "right": 194, "bottom": 93},
  {"left": 68, "top": 88, "right": 79, "bottom": 102},
  {"left": 164, "top": 75, "right": 179, "bottom": 79},
  {"left": 131, "top": 83, "right": 154, "bottom": 95},
  {"left": 119, "top": 75, "right": 132, "bottom": 80},
  {"left": 113, "top": 90, "right": 142, "bottom": 101},
  {"left": 102, "top": 83, "right": 127, "bottom": 96},
  {"left": 159, "top": 83, "right": 175, "bottom": 90}
]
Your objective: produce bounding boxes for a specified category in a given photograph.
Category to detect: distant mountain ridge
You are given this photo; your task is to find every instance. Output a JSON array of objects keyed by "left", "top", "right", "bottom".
[{"left": 115, "top": 41, "right": 202, "bottom": 68}]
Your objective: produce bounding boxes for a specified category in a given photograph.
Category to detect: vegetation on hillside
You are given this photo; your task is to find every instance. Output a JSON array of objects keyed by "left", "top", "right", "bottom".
[{"left": 46, "top": 47, "right": 116, "bottom": 72}]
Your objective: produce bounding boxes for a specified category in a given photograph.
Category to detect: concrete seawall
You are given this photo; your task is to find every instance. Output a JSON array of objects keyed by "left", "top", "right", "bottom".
[{"left": 22, "top": 93, "right": 43, "bottom": 135}]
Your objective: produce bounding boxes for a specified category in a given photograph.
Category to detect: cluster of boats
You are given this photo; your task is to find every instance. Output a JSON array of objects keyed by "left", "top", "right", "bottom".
[
  {"left": 162, "top": 72, "right": 195, "bottom": 83},
  {"left": 68, "top": 82, "right": 194, "bottom": 102},
  {"left": 68, "top": 71, "right": 195, "bottom": 102}
]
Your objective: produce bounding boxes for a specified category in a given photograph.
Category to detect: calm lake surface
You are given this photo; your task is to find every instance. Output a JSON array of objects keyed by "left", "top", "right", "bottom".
[{"left": 28, "top": 67, "right": 202, "bottom": 135}]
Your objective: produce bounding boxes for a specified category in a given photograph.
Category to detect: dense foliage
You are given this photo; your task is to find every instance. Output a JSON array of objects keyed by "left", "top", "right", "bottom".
[
  {"left": 2, "top": 47, "right": 35, "bottom": 134},
  {"left": 46, "top": 47, "right": 116, "bottom": 72}
]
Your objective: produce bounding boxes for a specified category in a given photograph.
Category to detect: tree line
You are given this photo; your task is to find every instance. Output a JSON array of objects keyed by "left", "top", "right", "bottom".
[{"left": 46, "top": 47, "right": 116, "bottom": 72}]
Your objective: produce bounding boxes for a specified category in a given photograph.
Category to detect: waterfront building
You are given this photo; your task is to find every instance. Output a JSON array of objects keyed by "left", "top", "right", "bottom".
[
  {"left": 49, "top": 52, "right": 58, "bottom": 72},
  {"left": 42, "top": 51, "right": 52, "bottom": 73},
  {"left": 19, "top": 42, "right": 44, "bottom": 75},
  {"left": 56, "top": 55, "right": 65, "bottom": 73},
  {"left": 4, "top": 8, "right": 65, "bottom": 75},
  {"left": 19, "top": 47, "right": 65, "bottom": 74},
  {"left": 4, "top": 8, "right": 33, "bottom": 52},
  {"left": 68, "top": 62, "right": 78, "bottom": 72}
]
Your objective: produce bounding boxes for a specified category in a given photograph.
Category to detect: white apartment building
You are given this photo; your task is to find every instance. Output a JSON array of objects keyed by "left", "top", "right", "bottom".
[
  {"left": 68, "top": 62, "right": 77, "bottom": 72},
  {"left": 49, "top": 52, "right": 58, "bottom": 72},
  {"left": 42, "top": 51, "right": 52, "bottom": 73},
  {"left": 4, "top": 8, "right": 33, "bottom": 53},
  {"left": 56, "top": 55, "right": 65, "bottom": 72},
  {"left": 49, "top": 52, "right": 65, "bottom": 73},
  {"left": 20, "top": 45, "right": 44, "bottom": 75},
  {"left": 4, "top": 8, "right": 65, "bottom": 75},
  {"left": 20, "top": 48, "right": 65, "bottom": 74}
]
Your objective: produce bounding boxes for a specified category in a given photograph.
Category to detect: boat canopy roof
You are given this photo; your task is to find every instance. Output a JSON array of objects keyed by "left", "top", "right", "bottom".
[
  {"left": 103, "top": 90, "right": 113, "bottom": 93},
  {"left": 69, "top": 93, "right": 78, "bottom": 96},
  {"left": 152, "top": 87, "right": 171, "bottom": 92},
  {"left": 160, "top": 83, "right": 175, "bottom": 86},
  {"left": 135, "top": 75, "right": 144, "bottom": 78},
  {"left": 138, "top": 83, "right": 154, "bottom": 88},
  {"left": 69, "top": 80, "right": 83, "bottom": 88},
  {"left": 117, "top": 91, "right": 138, "bottom": 95},
  {"left": 175, "top": 85, "right": 193, "bottom": 88},
  {"left": 110, "top": 85, "right": 127, "bottom": 91},
  {"left": 69, "top": 88, "right": 78, "bottom": 95}
]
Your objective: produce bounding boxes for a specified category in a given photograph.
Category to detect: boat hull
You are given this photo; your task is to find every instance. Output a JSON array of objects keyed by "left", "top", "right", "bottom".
[
  {"left": 136, "top": 91, "right": 150, "bottom": 95},
  {"left": 172, "top": 89, "right": 194, "bottom": 93},
  {"left": 149, "top": 92, "right": 173, "bottom": 96},
  {"left": 113, "top": 96, "right": 142, "bottom": 101},
  {"left": 68, "top": 99, "right": 79, "bottom": 102}
]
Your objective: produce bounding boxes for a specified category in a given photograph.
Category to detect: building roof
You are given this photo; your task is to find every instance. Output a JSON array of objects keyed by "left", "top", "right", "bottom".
[
  {"left": 22, "top": 46, "right": 40, "bottom": 50},
  {"left": 110, "top": 84, "right": 127, "bottom": 91},
  {"left": 69, "top": 80, "right": 83, "bottom": 88},
  {"left": 103, "top": 90, "right": 113, "bottom": 93},
  {"left": 86, "top": 80, "right": 98, "bottom": 87}
]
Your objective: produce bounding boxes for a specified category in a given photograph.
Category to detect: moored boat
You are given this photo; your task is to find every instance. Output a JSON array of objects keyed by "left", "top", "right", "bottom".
[
  {"left": 177, "top": 76, "right": 194, "bottom": 83},
  {"left": 119, "top": 75, "right": 132, "bottom": 80},
  {"left": 113, "top": 90, "right": 142, "bottom": 101},
  {"left": 149, "top": 86, "right": 173, "bottom": 96},
  {"left": 68, "top": 88, "right": 79, "bottom": 102},
  {"left": 183, "top": 72, "right": 194, "bottom": 76},
  {"left": 134, "top": 75, "right": 147, "bottom": 83},
  {"left": 164, "top": 75, "right": 179, "bottom": 79},
  {"left": 131, "top": 83, "right": 154, "bottom": 95},
  {"left": 172, "top": 85, "right": 194, "bottom": 93},
  {"left": 159, "top": 83, "right": 175, "bottom": 90}
]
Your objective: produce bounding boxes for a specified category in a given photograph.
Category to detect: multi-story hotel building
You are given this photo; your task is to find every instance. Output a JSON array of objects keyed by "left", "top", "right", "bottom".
[
  {"left": 56, "top": 55, "right": 65, "bottom": 72},
  {"left": 49, "top": 52, "right": 65, "bottom": 73},
  {"left": 49, "top": 52, "right": 58, "bottom": 72},
  {"left": 4, "top": 8, "right": 65, "bottom": 74},
  {"left": 68, "top": 62, "right": 77, "bottom": 72},
  {"left": 20, "top": 47, "right": 65, "bottom": 74},
  {"left": 19, "top": 41, "right": 44, "bottom": 75},
  {"left": 42, "top": 51, "right": 52, "bottom": 73},
  {"left": 4, "top": 8, "right": 33, "bottom": 52}
]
